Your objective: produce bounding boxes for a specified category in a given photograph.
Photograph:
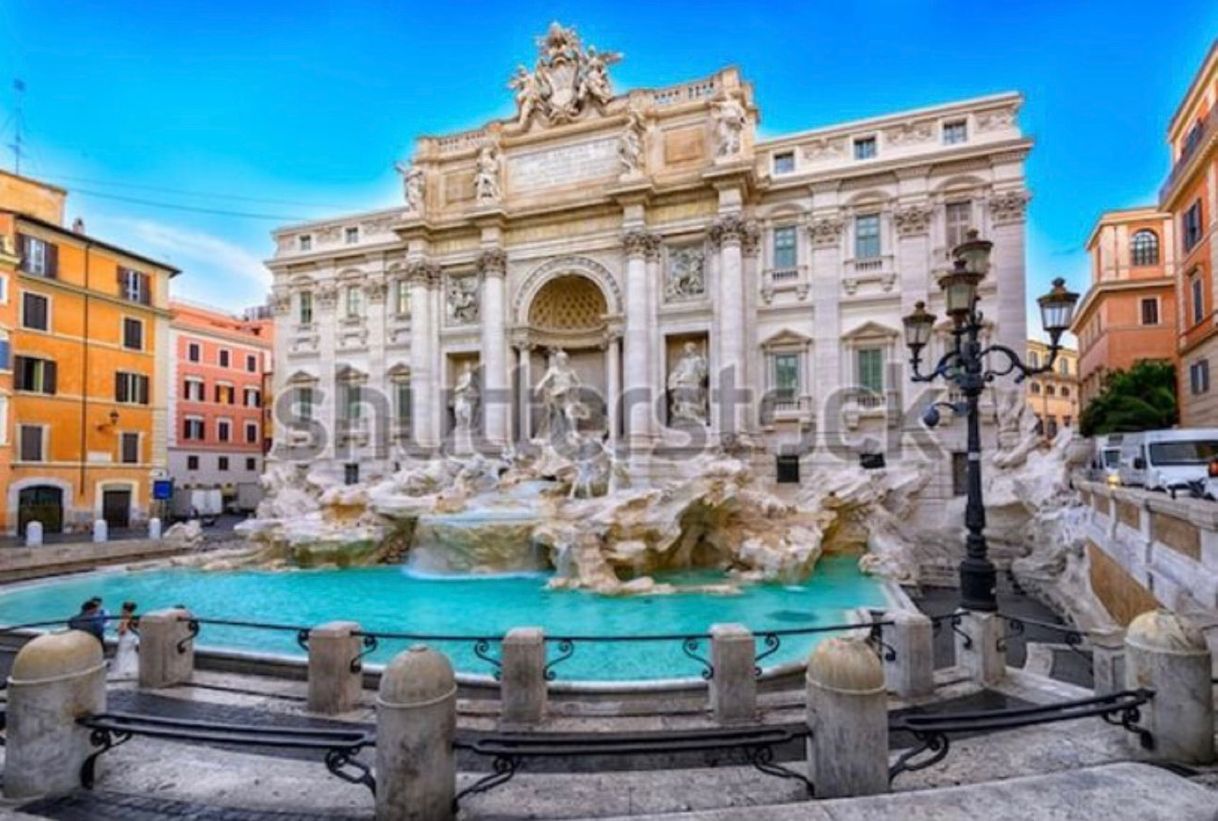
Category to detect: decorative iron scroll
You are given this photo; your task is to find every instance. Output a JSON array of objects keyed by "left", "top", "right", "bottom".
[
  {"left": 543, "top": 638, "right": 575, "bottom": 681},
  {"left": 177, "top": 619, "right": 200, "bottom": 654},
  {"left": 682, "top": 637, "right": 714, "bottom": 680},
  {"left": 350, "top": 634, "right": 378, "bottom": 674},
  {"left": 473, "top": 638, "right": 504, "bottom": 680}
]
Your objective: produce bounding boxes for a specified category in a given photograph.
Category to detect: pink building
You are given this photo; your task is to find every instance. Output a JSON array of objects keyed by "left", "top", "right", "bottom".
[{"left": 168, "top": 301, "right": 274, "bottom": 492}]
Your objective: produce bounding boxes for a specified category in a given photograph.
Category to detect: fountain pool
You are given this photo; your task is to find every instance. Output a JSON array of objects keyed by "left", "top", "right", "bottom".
[{"left": 0, "top": 556, "right": 889, "bottom": 682}]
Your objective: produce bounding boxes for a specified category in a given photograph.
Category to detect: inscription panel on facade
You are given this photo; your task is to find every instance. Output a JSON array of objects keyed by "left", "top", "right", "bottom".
[{"left": 507, "top": 137, "right": 619, "bottom": 194}]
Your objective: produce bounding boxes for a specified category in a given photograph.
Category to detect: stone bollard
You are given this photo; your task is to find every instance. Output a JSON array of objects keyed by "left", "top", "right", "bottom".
[
  {"left": 885, "top": 610, "right": 934, "bottom": 699},
  {"left": 1124, "top": 609, "right": 1215, "bottom": 764},
  {"left": 1089, "top": 626, "right": 1126, "bottom": 696},
  {"left": 955, "top": 610, "right": 1005, "bottom": 685},
  {"left": 138, "top": 608, "right": 195, "bottom": 689},
  {"left": 92, "top": 519, "right": 107, "bottom": 543},
  {"left": 806, "top": 636, "right": 889, "bottom": 798},
  {"left": 376, "top": 645, "right": 457, "bottom": 821},
  {"left": 307, "top": 621, "right": 363, "bottom": 714},
  {"left": 4, "top": 630, "right": 107, "bottom": 798},
  {"left": 710, "top": 623, "right": 757, "bottom": 724},
  {"left": 25, "top": 521, "right": 43, "bottom": 547},
  {"left": 500, "top": 627, "right": 547, "bottom": 726},
  {"left": 148, "top": 517, "right": 162, "bottom": 540}
]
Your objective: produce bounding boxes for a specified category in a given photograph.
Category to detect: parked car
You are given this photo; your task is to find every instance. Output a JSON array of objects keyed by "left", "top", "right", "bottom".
[
  {"left": 1118, "top": 428, "right": 1218, "bottom": 498},
  {"left": 1093, "top": 433, "right": 1128, "bottom": 484}
]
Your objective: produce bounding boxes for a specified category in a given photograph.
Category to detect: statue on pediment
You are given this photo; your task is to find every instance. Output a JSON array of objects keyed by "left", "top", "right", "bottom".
[
  {"left": 508, "top": 22, "right": 622, "bottom": 128},
  {"left": 580, "top": 46, "right": 619, "bottom": 107},
  {"left": 509, "top": 66, "right": 543, "bottom": 127},
  {"left": 474, "top": 143, "right": 502, "bottom": 205},
  {"left": 395, "top": 162, "right": 426, "bottom": 214},
  {"left": 712, "top": 95, "right": 747, "bottom": 158},
  {"left": 618, "top": 107, "right": 645, "bottom": 175}
]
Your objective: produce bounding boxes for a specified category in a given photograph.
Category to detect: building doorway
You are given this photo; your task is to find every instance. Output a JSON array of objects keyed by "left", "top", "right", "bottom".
[
  {"left": 18, "top": 485, "right": 64, "bottom": 535},
  {"left": 102, "top": 489, "right": 132, "bottom": 530}
]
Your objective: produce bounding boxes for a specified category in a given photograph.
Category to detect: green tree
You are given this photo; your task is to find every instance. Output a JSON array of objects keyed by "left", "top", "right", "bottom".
[{"left": 1079, "top": 360, "right": 1178, "bottom": 436}]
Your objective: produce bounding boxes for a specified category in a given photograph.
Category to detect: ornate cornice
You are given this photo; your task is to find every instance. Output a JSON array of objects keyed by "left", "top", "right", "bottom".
[
  {"left": 476, "top": 247, "right": 508, "bottom": 277},
  {"left": 364, "top": 277, "right": 388, "bottom": 303},
  {"left": 316, "top": 282, "right": 338, "bottom": 308},
  {"left": 808, "top": 216, "right": 845, "bottom": 248},
  {"left": 989, "top": 190, "right": 1030, "bottom": 225},
  {"left": 622, "top": 228, "right": 661, "bottom": 259},
  {"left": 894, "top": 204, "right": 934, "bottom": 237}
]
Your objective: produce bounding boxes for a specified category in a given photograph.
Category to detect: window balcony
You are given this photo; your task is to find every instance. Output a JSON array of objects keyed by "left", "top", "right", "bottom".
[
  {"left": 1160, "top": 105, "right": 1218, "bottom": 205},
  {"left": 843, "top": 255, "right": 896, "bottom": 295},
  {"left": 760, "top": 392, "right": 813, "bottom": 429},
  {"left": 761, "top": 265, "right": 809, "bottom": 303}
]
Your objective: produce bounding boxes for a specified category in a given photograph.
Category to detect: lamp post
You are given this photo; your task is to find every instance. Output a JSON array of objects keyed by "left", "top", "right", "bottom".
[{"left": 902, "top": 230, "right": 1078, "bottom": 611}]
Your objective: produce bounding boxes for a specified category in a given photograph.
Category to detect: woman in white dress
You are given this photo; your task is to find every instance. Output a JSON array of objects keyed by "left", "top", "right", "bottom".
[{"left": 111, "top": 601, "right": 139, "bottom": 680}]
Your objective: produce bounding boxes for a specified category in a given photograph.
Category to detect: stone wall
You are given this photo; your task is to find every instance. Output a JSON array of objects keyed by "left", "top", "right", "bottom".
[
  {"left": 0, "top": 539, "right": 189, "bottom": 583},
  {"left": 1085, "top": 539, "right": 1161, "bottom": 625}
]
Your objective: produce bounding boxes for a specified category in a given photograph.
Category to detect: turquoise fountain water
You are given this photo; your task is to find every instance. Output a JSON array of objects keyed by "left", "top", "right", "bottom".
[{"left": 0, "top": 556, "right": 887, "bottom": 681}]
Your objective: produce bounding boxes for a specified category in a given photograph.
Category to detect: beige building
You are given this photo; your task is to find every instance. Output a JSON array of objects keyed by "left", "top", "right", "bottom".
[
  {"left": 1025, "top": 339, "right": 1078, "bottom": 439},
  {"left": 267, "top": 23, "right": 1031, "bottom": 502}
]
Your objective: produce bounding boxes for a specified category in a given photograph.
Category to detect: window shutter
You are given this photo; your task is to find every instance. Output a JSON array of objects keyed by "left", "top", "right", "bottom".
[
  {"left": 45, "top": 360, "right": 56, "bottom": 394},
  {"left": 16, "top": 234, "right": 29, "bottom": 271},
  {"left": 141, "top": 273, "right": 151, "bottom": 305},
  {"left": 46, "top": 243, "right": 58, "bottom": 278},
  {"left": 140, "top": 375, "right": 149, "bottom": 405},
  {"left": 117, "top": 266, "right": 125, "bottom": 288},
  {"left": 115, "top": 373, "right": 124, "bottom": 402}
]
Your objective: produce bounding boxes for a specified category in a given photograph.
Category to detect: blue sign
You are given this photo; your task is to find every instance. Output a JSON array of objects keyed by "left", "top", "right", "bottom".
[{"left": 153, "top": 480, "right": 173, "bottom": 501}]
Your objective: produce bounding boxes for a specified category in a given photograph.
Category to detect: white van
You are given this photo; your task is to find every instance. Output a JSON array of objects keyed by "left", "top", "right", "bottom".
[
  {"left": 1093, "top": 433, "right": 1127, "bottom": 484},
  {"left": 1118, "top": 428, "right": 1218, "bottom": 496}
]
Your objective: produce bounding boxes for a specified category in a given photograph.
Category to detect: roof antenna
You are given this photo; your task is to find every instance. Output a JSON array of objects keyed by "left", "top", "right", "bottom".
[{"left": 8, "top": 79, "right": 25, "bottom": 174}]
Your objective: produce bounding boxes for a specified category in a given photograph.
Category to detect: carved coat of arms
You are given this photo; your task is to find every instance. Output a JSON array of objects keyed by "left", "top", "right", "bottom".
[{"left": 509, "top": 22, "right": 620, "bottom": 128}]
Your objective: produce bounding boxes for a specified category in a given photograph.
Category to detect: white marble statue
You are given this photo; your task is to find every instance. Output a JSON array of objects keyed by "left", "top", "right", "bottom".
[
  {"left": 712, "top": 96, "right": 747, "bottom": 158},
  {"left": 453, "top": 363, "right": 479, "bottom": 432},
  {"left": 509, "top": 65, "right": 542, "bottom": 127},
  {"left": 474, "top": 143, "right": 502, "bottom": 204},
  {"left": 535, "top": 349, "right": 589, "bottom": 438},
  {"left": 568, "top": 431, "right": 612, "bottom": 499},
  {"left": 618, "top": 108, "right": 645, "bottom": 175},
  {"left": 397, "top": 164, "right": 425, "bottom": 214},
  {"left": 666, "top": 247, "right": 705, "bottom": 299},
  {"left": 668, "top": 342, "right": 709, "bottom": 425},
  {"left": 580, "top": 46, "right": 620, "bottom": 106},
  {"left": 448, "top": 277, "right": 480, "bottom": 324}
]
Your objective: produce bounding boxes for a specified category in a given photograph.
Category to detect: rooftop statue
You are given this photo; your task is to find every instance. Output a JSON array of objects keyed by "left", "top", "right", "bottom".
[{"left": 508, "top": 22, "right": 621, "bottom": 128}]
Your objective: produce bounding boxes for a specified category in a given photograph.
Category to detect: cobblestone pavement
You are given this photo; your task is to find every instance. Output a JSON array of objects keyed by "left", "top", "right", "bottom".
[{"left": 16, "top": 791, "right": 369, "bottom": 821}]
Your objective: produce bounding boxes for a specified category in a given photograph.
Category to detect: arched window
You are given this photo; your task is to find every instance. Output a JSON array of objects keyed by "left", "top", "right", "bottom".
[{"left": 1131, "top": 230, "right": 1159, "bottom": 266}]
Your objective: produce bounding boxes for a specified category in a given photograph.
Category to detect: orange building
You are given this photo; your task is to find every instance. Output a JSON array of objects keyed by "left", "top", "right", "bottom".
[
  {"left": 168, "top": 301, "right": 274, "bottom": 493},
  {"left": 0, "top": 170, "right": 177, "bottom": 535},
  {"left": 1072, "top": 208, "right": 1178, "bottom": 409},
  {"left": 1162, "top": 40, "right": 1218, "bottom": 426},
  {"left": 1025, "top": 339, "right": 1079, "bottom": 439}
]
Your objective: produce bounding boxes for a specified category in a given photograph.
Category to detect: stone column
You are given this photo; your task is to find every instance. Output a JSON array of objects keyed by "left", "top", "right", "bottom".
[
  {"left": 606, "top": 332, "right": 621, "bottom": 448},
  {"left": 955, "top": 610, "right": 1004, "bottom": 685},
  {"left": 1089, "top": 626, "right": 1125, "bottom": 696},
  {"left": 809, "top": 212, "right": 844, "bottom": 440},
  {"left": 500, "top": 627, "right": 547, "bottom": 727},
  {"left": 478, "top": 248, "right": 508, "bottom": 450},
  {"left": 516, "top": 344, "right": 532, "bottom": 442},
  {"left": 805, "top": 637, "right": 889, "bottom": 798},
  {"left": 307, "top": 620, "right": 363, "bottom": 715},
  {"left": 1124, "top": 610, "right": 1215, "bottom": 764},
  {"left": 988, "top": 190, "right": 1030, "bottom": 355},
  {"left": 740, "top": 224, "right": 761, "bottom": 435},
  {"left": 885, "top": 610, "right": 934, "bottom": 699},
  {"left": 711, "top": 216, "right": 747, "bottom": 438},
  {"left": 316, "top": 282, "right": 339, "bottom": 460},
  {"left": 4, "top": 631, "right": 107, "bottom": 799},
  {"left": 365, "top": 276, "right": 388, "bottom": 464},
  {"left": 894, "top": 203, "right": 932, "bottom": 425},
  {"left": 623, "top": 229, "right": 659, "bottom": 451},
  {"left": 407, "top": 261, "right": 437, "bottom": 450},
  {"left": 710, "top": 623, "right": 756, "bottom": 724},
  {"left": 376, "top": 645, "right": 457, "bottom": 821},
  {"left": 138, "top": 607, "right": 194, "bottom": 689}
]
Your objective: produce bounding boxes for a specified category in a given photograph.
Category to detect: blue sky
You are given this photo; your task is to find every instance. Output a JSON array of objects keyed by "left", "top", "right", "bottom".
[{"left": 1, "top": 2, "right": 1215, "bottom": 330}]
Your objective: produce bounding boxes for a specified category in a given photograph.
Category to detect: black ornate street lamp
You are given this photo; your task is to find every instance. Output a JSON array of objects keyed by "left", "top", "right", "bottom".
[{"left": 902, "top": 230, "right": 1078, "bottom": 611}]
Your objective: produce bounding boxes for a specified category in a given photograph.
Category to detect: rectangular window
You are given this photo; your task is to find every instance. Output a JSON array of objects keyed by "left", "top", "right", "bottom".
[
  {"left": 344, "top": 463, "right": 360, "bottom": 485},
  {"left": 246, "top": 353, "right": 258, "bottom": 372},
  {"left": 122, "top": 317, "right": 143, "bottom": 350},
  {"left": 1191, "top": 360, "right": 1211, "bottom": 395},
  {"left": 945, "top": 201, "right": 972, "bottom": 250},
  {"left": 14, "top": 356, "right": 56, "bottom": 394},
  {"left": 855, "top": 214, "right": 881, "bottom": 259},
  {"left": 245, "top": 422, "right": 259, "bottom": 444},
  {"left": 853, "top": 136, "right": 877, "bottom": 160},
  {"left": 218, "top": 349, "right": 230, "bottom": 368},
  {"left": 299, "top": 291, "right": 314, "bottom": 324},
  {"left": 775, "top": 454, "right": 800, "bottom": 484},
  {"left": 246, "top": 456, "right": 257, "bottom": 471},
  {"left": 344, "top": 384, "right": 362, "bottom": 420},
  {"left": 1140, "top": 298, "right": 1159, "bottom": 326},
  {"left": 17, "top": 234, "right": 56, "bottom": 277},
  {"left": 297, "top": 386, "right": 315, "bottom": 421},
  {"left": 345, "top": 226, "right": 359, "bottom": 244},
  {"left": 187, "top": 455, "right": 199, "bottom": 470},
  {"left": 1183, "top": 201, "right": 1204, "bottom": 252},
  {"left": 115, "top": 372, "right": 150, "bottom": 405},
  {"left": 18, "top": 424, "right": 44, "bottom": 462},
  {"left": 772, "top": 151, "right": 795, "bottom": 174},
  {"left": 1192, "top": 276, "right": 1205, "bottom": 324},
  {"left": 184, "top": 378, "right": 204, "bottom": 401},
  {"left": 217, "top": 420, "right": 231, "bottom": 442},
  {"left": 396, "top": 381, "right": 412, "bottom": 424},
  {"left": 120, "top": 432, "right": 139, "bottom": 464},
  {"left": 183, "top": 418, "right": 205, "bottom": 440},
  {"left": 244, "top": 387, "right": 261, "bottom": 407},
  {"left": 187, "top": 342, "right": 201, "bottom": 362},
  {"left": 943, "top": 120, "right": 968, "bottom": 145},
  {"left": 857, "top": 347, "right": 884, "bottom": 394},
  {"left": 118, "top": 268, "right": 151, "bottom": 305},
  {"left": 0, "top": 333, "right": 8, "bottom": 371},
  {"left": 218, "top": 456, "right": 229, "bottom": 471},
  {"left": 345, "top": 285, "right": 363, "bottom": 319},
  {"left": 773, "top": 353, "right": 800, "bottom": 399},
  {"left": 21, "top": 292, "right": 48, "bottom": 331},
  {"left": 214, "top": 384, "right": 235, "bottom": 404},
  {"left": 772, "top": 226, "right": 797, "bottom": 270},
  {"left": 299, "top": 235, "right": 312, "bottom": 251},
  {"left": 951, "top": 452, "right": 968, "bottom": 496},
  {"left": 394, "top": 280, "right": 410, "bottom": 316}
]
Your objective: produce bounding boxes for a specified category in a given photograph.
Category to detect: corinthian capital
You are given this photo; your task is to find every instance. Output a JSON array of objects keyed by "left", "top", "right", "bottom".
[
  {"left": 405, "top": 259, "right": 442, "bottom": 286},
  {"left": 988, "top": 190, "right": 1030, "bottom": 225},
  {"left": 708, "top": 214, "right": 750, "bottom": 249},
  {"left": 622, "top": 228, "right": 661, "bottom": 260},
  {"left": 807, "top": 215, "right": 844, "bottom": 248},
  {"left": 893, "top": 204, "right": 933, "bottom": 237},
  {"left": 476, "top": 247, "right": 507, "bottom": 277}
]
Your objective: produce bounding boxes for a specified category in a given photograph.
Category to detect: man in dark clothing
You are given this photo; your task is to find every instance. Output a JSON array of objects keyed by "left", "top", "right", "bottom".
[{"left": 67, "top": 599, "right": 105, "bottom": 645}]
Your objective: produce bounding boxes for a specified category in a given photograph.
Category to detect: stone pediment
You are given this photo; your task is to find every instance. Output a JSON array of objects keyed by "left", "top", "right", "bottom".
[
  {"left": 842, "top": 321, "right": 899, "bottom": 341},
  {"left": 760, "top": 328, "right": 813, "bottom": 349},
  {"left": 285, "top": 369, "right": 319, "bottom": 385},
  {"left": 335, "top": 364, "right": 368, "bottom": 383}
]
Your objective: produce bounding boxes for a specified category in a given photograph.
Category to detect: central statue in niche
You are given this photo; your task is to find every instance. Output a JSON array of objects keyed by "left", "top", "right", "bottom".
[
  {"left": 535, "top": 349, "right": 591, "bottom": 440},
  {"left": 668, "top": 342, "right": 709, "bottom": 425}
]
